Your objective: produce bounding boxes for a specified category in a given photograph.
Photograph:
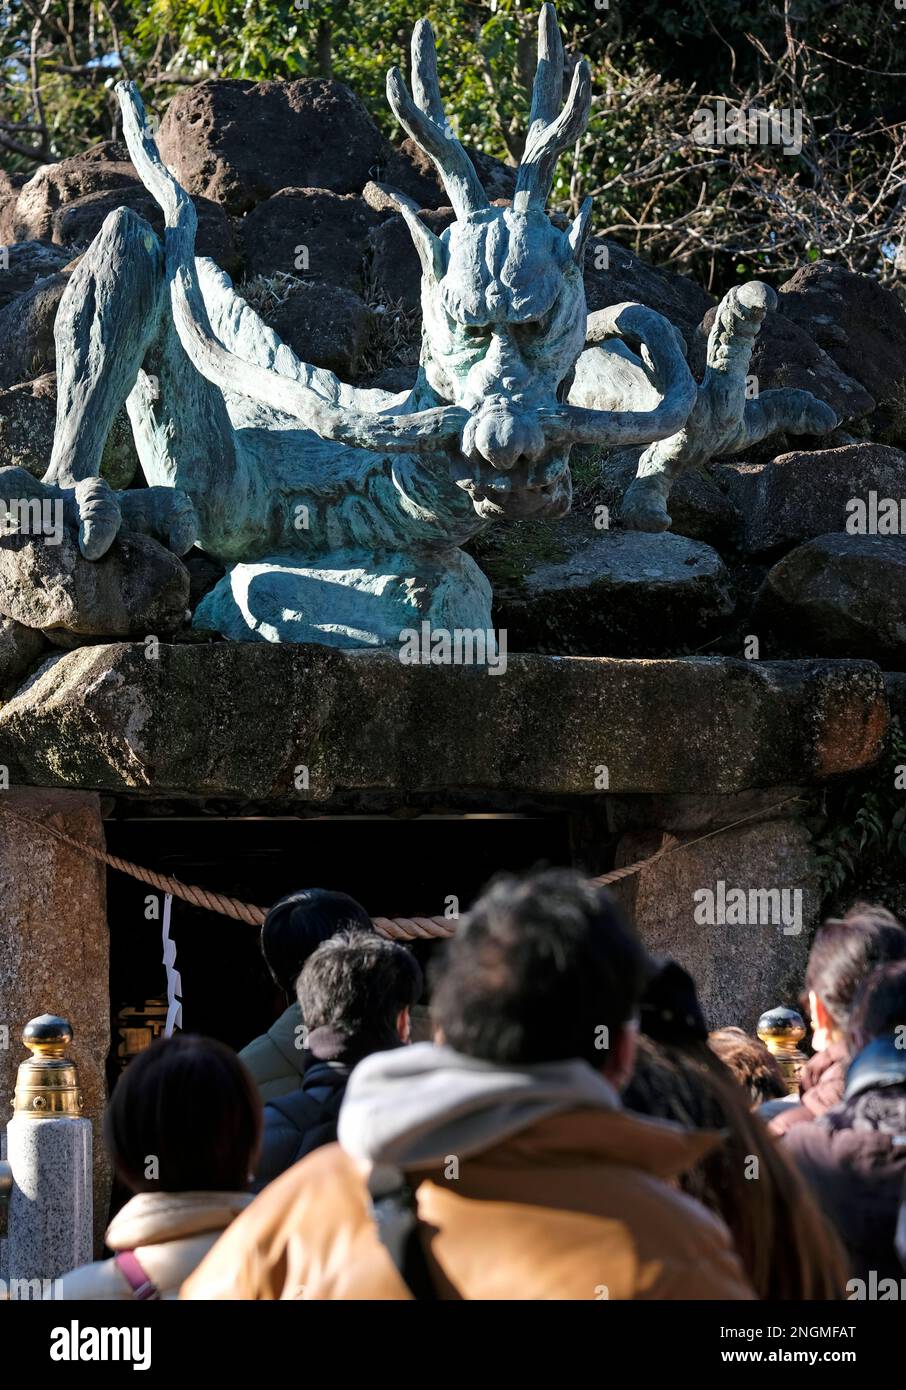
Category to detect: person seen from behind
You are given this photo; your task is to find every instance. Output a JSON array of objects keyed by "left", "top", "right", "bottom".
[
  {"left": 624, "top": 961, "right": 848, "bottom": 1300},
  {"left": 55, "top": 1035, "right": 261, "bottom": 1300},
  {"left": 183, "top": 869, "right": 754, "bottom": 1300},
  {"left": 239, "top": 887, "right": 373, "bottom": 1102},
  {"left": 253, "top": 930, "right": 422, "bottom": 1190}
]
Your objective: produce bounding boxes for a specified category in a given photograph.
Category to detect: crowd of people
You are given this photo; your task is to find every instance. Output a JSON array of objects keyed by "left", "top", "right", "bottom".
[{"left": 56, "top": 873, "right": 906, "bottom": 1300}]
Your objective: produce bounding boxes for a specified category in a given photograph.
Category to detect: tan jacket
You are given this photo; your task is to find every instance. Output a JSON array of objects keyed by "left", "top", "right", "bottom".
[
  {"left": 182, "top": 1109, "right": 754, "bottom": 1300},
  {"left": 56, "top": 1190, "right": 254, "bottom": 1300}
]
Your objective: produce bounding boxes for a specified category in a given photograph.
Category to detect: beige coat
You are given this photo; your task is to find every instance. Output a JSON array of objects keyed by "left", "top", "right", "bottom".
[
  {"left": 182, "top": 1110, "right": 755, "bottom": 1301},
  {"left": 56, "top": 1190, "right": 253, "bottom": 1300}
]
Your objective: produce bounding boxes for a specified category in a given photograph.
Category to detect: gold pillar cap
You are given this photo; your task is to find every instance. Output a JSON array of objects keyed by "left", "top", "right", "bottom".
[
  {"left": 12, "top": 1014, "right": 84, "bottom": 1118},
  {"left": 756, "top": 1006, "right": 808, "bottom": 1095},
  {"left": 756, "top": 1006, "right": 806, "bottom": 1047}
]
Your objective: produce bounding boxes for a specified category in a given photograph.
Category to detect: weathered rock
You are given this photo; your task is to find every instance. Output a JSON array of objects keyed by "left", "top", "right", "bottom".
[
  {"left": 779, "top": 262, "right": 906, "bottom": 430},
  {"left": 0, "top": 614, "right": 46, "bottom": 694},
  {"left": 884, "top": 670, "right": 906, "bottom": 731},
  {"left": 755, "top": 533, "right": 906, "bottom": 663},
  {"left": 69, "top": 140, "right": 131, "bottom": 164},
  {"left": 0, "top": 373, "right": 139, "bottom": 487},
  {"left": 0, "top": 272, "right": 69, "bottom": 388},
  {"left": 0, "top": 240, "right": 74, "bottom": 309},
  {"left": 0, "top": 374, "right": 57, "bottom": 472},
  {"left": 486, "top": 521, "right": 734, "bottom": 655},
  {"left": 605, "top": 785, "right": 809, "bottom": 834},
  {"left": 9, "top": 158, "right": 138, "bottom": 241},
  {"left": 733, "top": 308, "right": 874, "bottom": 426},
  {"left": 0, "top": 195, "right": 17, "bottom": 245},
  {"left": 157, "top": 79, "right": 390, "bottom": 216},
  {"left": 612, "top": 819, "right": 817, "bottom": 1028},
  {"left": 597, "top": 446, "right": 741, "bottom": 547},
  {"left": 251, "top": 278, "right": 372, "bottom": 376},
  {"left": 0, "top": 530, "right": 189, "bottom": 639},
  {"left": 239, "top": 188, "right": 378, "bottom": 289},
  {"left": 0, "top": 787, "right": 111, "bottom": 1253},
  {"left": 716, "top": 444, "right": 906, "bottom": 553},
  {"left": 52, "top": 187, "right": 239, "bottom": 274},
  {"left": 583, "top": 236, "right": 715, "bottom": 346},
  {"left": 0, "top": 645, "right": 885, "bottom": 798}
]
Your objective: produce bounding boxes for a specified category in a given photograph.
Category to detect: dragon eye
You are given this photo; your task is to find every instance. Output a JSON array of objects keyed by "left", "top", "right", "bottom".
[{"left": 513, "top": 309, "right": 554, "bottom": 342}]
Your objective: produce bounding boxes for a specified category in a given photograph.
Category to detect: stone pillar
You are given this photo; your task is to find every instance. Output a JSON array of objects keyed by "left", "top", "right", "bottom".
[
  {"left": 0, "top": 788, "right": 109, "bottom": 1254},
  {"left": 612, "top": 802, "right": 817, "bottom": 1030}
]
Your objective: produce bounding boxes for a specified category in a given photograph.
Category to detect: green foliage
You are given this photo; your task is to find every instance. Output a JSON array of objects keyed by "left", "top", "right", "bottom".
[
  {"left": 3, "top": 1, "right": 905, "bottom": 292},
  {"left": 816, "top": 718, "right": 906, "bottom": 902}
]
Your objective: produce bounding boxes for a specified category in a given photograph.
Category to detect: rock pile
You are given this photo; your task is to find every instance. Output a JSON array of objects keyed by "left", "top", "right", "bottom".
[{"left": 0, "top": 75, "right": 905, "bottom": 682}]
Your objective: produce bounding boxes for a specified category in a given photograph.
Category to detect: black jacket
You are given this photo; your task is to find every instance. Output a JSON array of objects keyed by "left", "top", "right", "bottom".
[
  {"left": 253, "top": 1060, "right": 351, "bottom": 1192},
  {"left": 785, "top": 1035, "right": 906, "bottom": 1283}
]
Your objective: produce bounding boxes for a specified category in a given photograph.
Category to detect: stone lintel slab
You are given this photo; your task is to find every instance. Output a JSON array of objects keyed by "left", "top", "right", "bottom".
[{"left": 0, "top": 643, "right": 888, "bottom": 800}]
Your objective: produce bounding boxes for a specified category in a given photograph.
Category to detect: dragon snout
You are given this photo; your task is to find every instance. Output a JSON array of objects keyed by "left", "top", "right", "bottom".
[{"left": 462, "top": 406, "right": 547, "bottom": 471}]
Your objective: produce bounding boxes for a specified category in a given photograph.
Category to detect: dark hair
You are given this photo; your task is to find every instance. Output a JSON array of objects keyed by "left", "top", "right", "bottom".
[
  {"left": 805, "top": 902, "right": 906, "bottom": 1031},
  {"left": 297, "top": 928, "right": 423, "bottom": 1065},
  {"left": 261, "top": 888, "right": 373, "bottom": 995},
  {"left": 849, "top": 959, "right": 906, "bottom": 1047},
  {"left": 639, "top": 958, "right": 709, "bottom": 1044},
  {"left": 104, "top": 1034, "right": 262, "bottom": 1193},
  {"left": 708, "top": 1026, "right": 788, "bottom": 1105},
  {"left": 430, "top": 868, "right": 647, "bottom": 1067},
  {"left": 623, "top": 1037, "right": 849, "bottom": 1300}
]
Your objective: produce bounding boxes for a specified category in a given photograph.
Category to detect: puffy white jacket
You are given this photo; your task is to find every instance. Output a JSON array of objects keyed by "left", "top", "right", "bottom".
[{"left": 54, "top": 1190, "right": 253, "bottom": 1300}]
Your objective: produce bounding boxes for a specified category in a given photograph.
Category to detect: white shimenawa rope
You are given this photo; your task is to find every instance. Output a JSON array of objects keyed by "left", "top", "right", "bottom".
[{"left": 162, "top": 893, "right": 183, "bottom": 1036}]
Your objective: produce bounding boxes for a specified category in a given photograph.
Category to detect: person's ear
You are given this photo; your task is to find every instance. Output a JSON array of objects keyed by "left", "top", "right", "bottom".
[
  {"left": 397, "top": 1006, "right": 412, "bottom": 1044},
  {"left": 809, "top": 991, "right": 836, "bottom": 1051},
  {"left": 600, "top": 1022, "right": 638, "bottom": 1091}
]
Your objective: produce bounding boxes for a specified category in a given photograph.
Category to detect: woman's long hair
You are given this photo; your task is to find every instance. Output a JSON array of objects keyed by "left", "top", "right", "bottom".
[{"left": 623, "top": 1035, "right": 850, "bottom": 1300}]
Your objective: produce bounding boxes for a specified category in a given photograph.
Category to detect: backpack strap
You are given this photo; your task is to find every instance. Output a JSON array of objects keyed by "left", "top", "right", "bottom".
[
  {"left": 114, "top": 1250, "right": 160, "bottom": 1300},
  {"left": 371, "top": 1183, "right": 442, "bottom": 1301}
]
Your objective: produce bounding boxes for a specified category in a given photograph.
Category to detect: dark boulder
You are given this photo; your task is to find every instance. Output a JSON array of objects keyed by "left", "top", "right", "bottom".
[
  {"left": 779, "top": 262, "right": 906, "bottom": 432},
  {"left": 748, "top": 308, "right": 875, "bottom": 426},
  {"left": 248, "top": 277, "right": 372, "bottom": 376},
  {"left": 0, "top": 240, "right": 74, "bottom": 310},
  {"left": 9, "top": 158, "right": 138, "bottom": 241},
  {"left": 157, "top": 78, "right": 390, "bottom": 216},
  {"left": 52, "top": 186, "right": 239, "bottom": 274},
  {"left": 0, "top": 272, "right": 69, "bottom": 388},
  {"left": 716, "top": 443, "right": 906, "bottom": 553},
  {"left": 755, "top": 532, "right": 906, "bottom": 663},
  {"left": 239, "top": 188, "right": 378, "bottom": 290}
]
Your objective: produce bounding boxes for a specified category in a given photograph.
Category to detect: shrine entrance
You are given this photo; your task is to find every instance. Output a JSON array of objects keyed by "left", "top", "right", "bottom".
[{"left": 104, "top": 808, "right": 576, "bottom": 1081}]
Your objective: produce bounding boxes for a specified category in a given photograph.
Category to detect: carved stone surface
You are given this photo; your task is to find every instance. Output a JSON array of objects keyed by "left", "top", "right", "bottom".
[
  {"left": 15, "top": 5, "right": 839, "bottom": 647},
  {"left": 0, "top": 643, "right": 887, "bottom": 799},
  {"left": 489, "top": 525, "right": 734, "bottom": 656},
  {"left": 613, "top": 818, "right": 817, "bottom": 1028}
]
